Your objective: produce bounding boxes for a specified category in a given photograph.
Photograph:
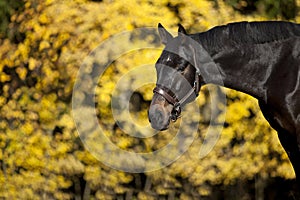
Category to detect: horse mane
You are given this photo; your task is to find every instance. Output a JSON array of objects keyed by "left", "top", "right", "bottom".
[{"left": 194, "top": 21, "right": 300, "bottom": 55}]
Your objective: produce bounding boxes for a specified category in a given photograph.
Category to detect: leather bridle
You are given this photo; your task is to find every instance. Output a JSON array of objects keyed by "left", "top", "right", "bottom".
[{"left": 153, "top": 70, "right": 201, "bottom": 121}]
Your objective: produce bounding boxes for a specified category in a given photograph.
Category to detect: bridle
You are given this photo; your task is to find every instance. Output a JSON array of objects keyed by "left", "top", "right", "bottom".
[{"left": 153, "top": 70, "right": 201, "bottom": 121}]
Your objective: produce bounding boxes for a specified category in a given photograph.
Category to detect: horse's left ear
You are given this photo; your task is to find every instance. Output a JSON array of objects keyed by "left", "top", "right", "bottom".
[
  {"left": 178, "top": 24, "right": 187, "bottom": 35},
  {"left": 158, "top": 23, "right": 173, "bottom": 45}
]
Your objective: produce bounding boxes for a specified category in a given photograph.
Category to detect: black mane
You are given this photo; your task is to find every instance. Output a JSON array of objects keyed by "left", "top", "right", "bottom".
[{"left": 193, "top": 21, "right": 300, "bottom": 55}]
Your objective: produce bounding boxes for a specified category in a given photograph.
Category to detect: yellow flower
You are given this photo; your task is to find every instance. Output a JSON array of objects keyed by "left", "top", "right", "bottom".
[
  {"left": 39, "top": 40, "right": 51, "bottom": 51},
  {"left": 16, "top": 67, "right": 27, "bottom": 80}
]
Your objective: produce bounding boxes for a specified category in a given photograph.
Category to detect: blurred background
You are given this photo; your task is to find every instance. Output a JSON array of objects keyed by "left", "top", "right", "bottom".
[{"left": 0, "top": 0, "right": 300, "bottom": 199}]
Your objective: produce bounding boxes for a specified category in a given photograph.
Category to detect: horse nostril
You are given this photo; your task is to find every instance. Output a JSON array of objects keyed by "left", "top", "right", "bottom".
[
  {"left": 157, "top": 111, "right": 164, "bottom": 123},
  {"left": 148, "top": 108, "right": 168, "bottom": 130},
  {"left": 152, "top": 110, "right": 163, "bottom": 124}
]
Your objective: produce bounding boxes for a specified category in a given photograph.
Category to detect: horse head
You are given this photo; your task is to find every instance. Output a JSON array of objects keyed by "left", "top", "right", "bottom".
[{"left": 148, "top": 24, "right": 202, "bottom": 130}]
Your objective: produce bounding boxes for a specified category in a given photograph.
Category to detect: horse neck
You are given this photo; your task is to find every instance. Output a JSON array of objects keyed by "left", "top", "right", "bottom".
[
  {"left": 211, "top": 46, "right": 269, "bottom": 100},
  {"left": 192, "top": 34, "right": 276, "bottom": 101}
]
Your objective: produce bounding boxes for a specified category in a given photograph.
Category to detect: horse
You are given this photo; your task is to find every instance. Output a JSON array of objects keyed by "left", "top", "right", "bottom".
[{"left": 148, "top": 21, "right": 300, "bottom": 184}]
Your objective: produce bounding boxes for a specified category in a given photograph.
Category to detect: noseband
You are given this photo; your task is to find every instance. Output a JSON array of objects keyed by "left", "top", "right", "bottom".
[{"left": 153, "top": 71, "right": 201, "bottom": 121}]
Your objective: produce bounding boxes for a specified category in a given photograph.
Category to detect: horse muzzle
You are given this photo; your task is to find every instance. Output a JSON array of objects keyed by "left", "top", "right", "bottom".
[
  {"left": 148, "top": 104, "right": 171, "bottom": 131},
  {"left": 148, "top": 86, "right": 186, "bottom": 131}
]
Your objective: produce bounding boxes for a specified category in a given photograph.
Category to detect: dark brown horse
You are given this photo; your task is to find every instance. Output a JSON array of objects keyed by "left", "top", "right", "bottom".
[{"left": 148, "top": 21, "right": 300, "bottom": 183}]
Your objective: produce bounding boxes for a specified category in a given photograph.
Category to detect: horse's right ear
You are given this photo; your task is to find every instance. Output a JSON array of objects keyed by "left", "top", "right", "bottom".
[{"left": 158, "top": 23, "right": 173, "bottom": 45}]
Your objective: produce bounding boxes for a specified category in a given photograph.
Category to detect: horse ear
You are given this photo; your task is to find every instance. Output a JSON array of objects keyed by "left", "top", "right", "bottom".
[
  {"left": 178, "top": 24, "right": 187, "bottom": 35},
  {"left": 158, "top": 23, "right": 173, "bottom": 45}
]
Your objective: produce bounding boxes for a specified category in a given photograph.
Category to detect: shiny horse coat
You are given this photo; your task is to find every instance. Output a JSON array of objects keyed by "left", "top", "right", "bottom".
[{"left": 148, "top": 21, "right": 300, "bottom": 183}]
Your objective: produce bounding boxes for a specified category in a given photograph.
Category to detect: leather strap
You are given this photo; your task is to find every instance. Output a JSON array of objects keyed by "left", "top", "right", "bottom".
[{"left": 153, "top": 86, "right": 178, "bottom": 105}]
